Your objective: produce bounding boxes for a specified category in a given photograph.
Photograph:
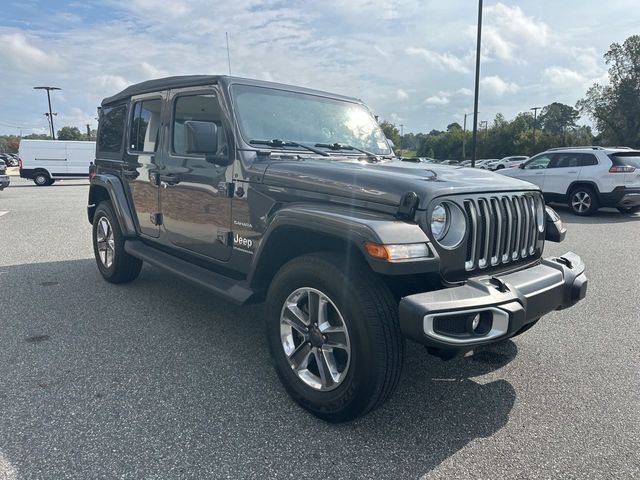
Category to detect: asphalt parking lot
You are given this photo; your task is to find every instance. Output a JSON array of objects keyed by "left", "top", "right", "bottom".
[{"left": 0, "top": 176, "right": 638, "bottom": 479}]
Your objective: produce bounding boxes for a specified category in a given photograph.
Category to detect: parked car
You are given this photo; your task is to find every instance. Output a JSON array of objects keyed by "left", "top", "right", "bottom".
[
  {"left": 493, "top": 155, "right": 529, "bottom": 170},
  {"left": 0, "top": 153, "right": 17, "bottom": 167},
  {"left": 497, "top": 147, "right": 640, "bottom": 215},
  {"left": 19, "top": 139, "right": 95, "bottom": 186},
  {"left": 89, "top": 75, "right": 587, "bottom": 422},
  {"left": 460, "top": 160, "right": 472, "bottom": 167},
  {"left": 0, "top": 159, "right": 10, "bottom": 190},
  {"left": 476, "top": 158, "right": 498, "bottom": 169}
]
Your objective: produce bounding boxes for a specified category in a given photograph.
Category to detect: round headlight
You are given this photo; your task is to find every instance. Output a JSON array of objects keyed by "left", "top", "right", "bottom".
[{"left": 430, "top": 203, "right": 449, "bottom": 240}]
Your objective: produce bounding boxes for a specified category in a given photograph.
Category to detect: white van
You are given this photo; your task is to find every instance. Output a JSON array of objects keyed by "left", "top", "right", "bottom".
[{"left": 19, "top": 139, "right": 96, "bottom": 186}]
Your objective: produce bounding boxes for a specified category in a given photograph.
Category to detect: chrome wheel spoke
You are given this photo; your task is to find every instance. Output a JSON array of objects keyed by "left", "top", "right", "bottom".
[
  {"left": 307, "top": 290, "right": 320, "bottom": 324},
  {"left": 283, "top": 304, "right": 309, "bottom": 335},
  {"left": 289, "top": 342, "right": 312, "bottom": 370},
  {"left": 320, "top": 326, "right": 348, "bottom": 351},
  {"left": 96, "top": 216, "right": 115, "bottom": 268},
  {"left": 314, "top": 348, "right": 336, "bottom": 389}
]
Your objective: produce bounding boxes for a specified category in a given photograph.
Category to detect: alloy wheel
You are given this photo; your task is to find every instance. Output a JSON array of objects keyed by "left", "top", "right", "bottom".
[
  {"left": 571, "top": 191, "right": 591, "bottom": 213},
  {"left": 279, "top": 287, "right": 351, "bottom": 391},
  {"left": 96, "top": 216, "right": 115, "bottom": 268}
]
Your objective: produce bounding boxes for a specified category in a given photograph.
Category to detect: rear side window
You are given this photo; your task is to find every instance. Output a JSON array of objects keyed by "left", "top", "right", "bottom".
[
  {"left": 577, "top": 154, "right": 598, "bottom": 167},
  {"left": 610, "top": 153, "right": 640, "bottom": 169},
  {"left": 129, "top": 99, "right": 162, "bottom": 153},
  {"left": 98, "top": 105, "right": 126, "bottom": 153}
]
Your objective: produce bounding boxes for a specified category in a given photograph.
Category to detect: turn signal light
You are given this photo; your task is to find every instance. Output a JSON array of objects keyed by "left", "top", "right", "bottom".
[{"left": 363, "top": 242, "right": 430, "bottom": 261}]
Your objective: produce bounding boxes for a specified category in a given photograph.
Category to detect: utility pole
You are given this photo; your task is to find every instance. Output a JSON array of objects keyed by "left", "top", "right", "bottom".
[
  {"left": 530, "top": 106, "right": 542, "bottom": 153},
  {"left": 86, "top": 124, "right": 91, "bottom": 140},
  {"left": 470, "top": 0, "right": 483, "bottom": 168},
  {"left": 399, "top": 124, "right": 404, "bottom": 157},
  {"left": 34, "top": 86, "right": 61, "bottom": 140}
]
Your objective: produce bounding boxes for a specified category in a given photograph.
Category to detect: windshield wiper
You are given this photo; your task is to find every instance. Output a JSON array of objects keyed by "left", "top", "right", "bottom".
[
  {"left": 249, "top": 139, "right": 330, "bottom": 156},
  {"left": 315, "top": 142, "right": 381, "bottom": 160}
]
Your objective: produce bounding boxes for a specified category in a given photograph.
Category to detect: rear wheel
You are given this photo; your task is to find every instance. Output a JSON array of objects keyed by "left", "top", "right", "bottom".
[
  {"left": 569, "top": 186, "right": 599, "bottom": 216},
  {"left": 617, "top": 206, "right": 640, "bottom": 214},
  {"left": 33, "top": 172, "right": 50, "bottom": 186},
  {"left": 92, "top": 201, "right": 142, "bottom": 283},
  {"left": 265, "top": 252, "right": 405, "bottom": 422}
]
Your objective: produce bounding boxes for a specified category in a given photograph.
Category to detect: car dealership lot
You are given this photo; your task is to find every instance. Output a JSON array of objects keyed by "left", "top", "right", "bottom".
[{"left": 0, "top": 177, "right": 638, "bottom": 479}]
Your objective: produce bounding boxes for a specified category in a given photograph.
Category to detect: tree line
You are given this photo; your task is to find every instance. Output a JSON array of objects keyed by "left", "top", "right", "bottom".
[{"left": 380, "top": 34, "right": 640, "bottom": 160}]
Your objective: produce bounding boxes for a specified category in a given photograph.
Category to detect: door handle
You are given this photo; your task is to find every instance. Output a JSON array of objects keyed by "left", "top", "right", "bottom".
[
  {"left": 535, "top": 172, "right": 544, "bottom": 175},
  {"left": 159, "top": 174, "right": 181, "bottom": 186},
  {"left": 567, "top": 171, "right": 577, "bottom": 173}
]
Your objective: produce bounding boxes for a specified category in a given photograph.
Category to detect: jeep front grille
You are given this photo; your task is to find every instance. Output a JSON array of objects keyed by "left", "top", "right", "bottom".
[{"left": 463, "top": 193, "right": 542, "bottom": 271}]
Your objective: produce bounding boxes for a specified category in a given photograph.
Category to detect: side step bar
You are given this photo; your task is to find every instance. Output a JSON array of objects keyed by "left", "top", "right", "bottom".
[{"left": 124, "top": 240, "right": 255, "bottom": 305}]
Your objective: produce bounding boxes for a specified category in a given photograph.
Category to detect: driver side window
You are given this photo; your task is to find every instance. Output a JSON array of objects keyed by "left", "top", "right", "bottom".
[{"left": 524, "top": 154, "right": 553, "bottom": 170}]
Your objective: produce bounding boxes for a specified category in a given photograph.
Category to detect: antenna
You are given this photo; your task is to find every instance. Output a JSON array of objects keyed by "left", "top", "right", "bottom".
[{"left": 225, "top": 32, "right": 232, "bottom": 76}]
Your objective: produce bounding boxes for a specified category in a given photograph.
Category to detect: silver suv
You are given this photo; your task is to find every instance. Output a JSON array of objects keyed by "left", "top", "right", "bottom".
[{"left": 498, "top": 147, "right": 640, "bottom": 215}]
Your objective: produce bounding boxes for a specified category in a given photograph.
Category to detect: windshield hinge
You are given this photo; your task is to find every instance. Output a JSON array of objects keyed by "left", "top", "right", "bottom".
[{"left": 397, "top": 191, "right": 419, "bottom": 220}]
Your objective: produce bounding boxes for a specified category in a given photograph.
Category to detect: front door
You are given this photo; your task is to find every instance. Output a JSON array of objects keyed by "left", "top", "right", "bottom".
[
  {"left": 159, "top": 87, "right": 233, "bottom": 261},
  {"left": 544, "top": 152, "right": 593, "bottom": 196},
  {"left": 122, "top": 94, "right": 164, "bottom": 238},
  {"left": 517, "top": 153, "right": 553, "bottom": 189}
]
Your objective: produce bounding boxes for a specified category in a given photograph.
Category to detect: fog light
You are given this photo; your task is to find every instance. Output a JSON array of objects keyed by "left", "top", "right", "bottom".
[{"left": 471, "top": 314, "right": 481, "bottom": 331}]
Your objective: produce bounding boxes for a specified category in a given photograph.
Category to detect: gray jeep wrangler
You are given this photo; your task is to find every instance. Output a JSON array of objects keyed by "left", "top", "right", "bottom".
[{"left": 88, "top": 75, "right": 587, "bottom": 422}]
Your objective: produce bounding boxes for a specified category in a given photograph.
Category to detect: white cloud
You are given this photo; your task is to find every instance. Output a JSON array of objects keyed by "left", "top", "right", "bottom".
[
  {"left": 425, "top": 95, "right": 450, "bottom": 105},
  {"left": 0, "top": 32, "right": 65, "bottom": 73},
  {"left": 396, "top": 89, "right": 409, "bottom": 100},
  {"left": 480, "top": 75, "right": 520, "bottom": 96},
  {"left": 405, "top": 47, "right": 470, "bottom": 73}
]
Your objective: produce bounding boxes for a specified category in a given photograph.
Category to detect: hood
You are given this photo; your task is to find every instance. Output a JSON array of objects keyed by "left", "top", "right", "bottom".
[{"left": 262, "top": 158, "right": 538, "bottom": 210}]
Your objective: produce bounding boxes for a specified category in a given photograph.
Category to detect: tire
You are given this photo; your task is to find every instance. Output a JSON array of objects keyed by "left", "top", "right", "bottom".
[
  {"left": 568, "top": 186, "right": 599, "bottom": 216},
  {"left": 33, "top": 172, "right": 50, "bottom": 186},
  {"left": 92, "top": 201, "right": 142, "bottom": 283},
  {"left": 265, "top": 251, "right": 405, "bottom": 422},
  {"left": 48, "top": 179, "right": 56, "bottom": 186},
  {"left": 617, "top": 206, "right": 640, "bottom": 214},
  {"left": 495, "top": 165, "right": 504, "bottom": 170}
]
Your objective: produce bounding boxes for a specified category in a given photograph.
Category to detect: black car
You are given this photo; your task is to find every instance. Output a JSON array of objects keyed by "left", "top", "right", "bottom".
[
  {"left": 0, "top": 159, "right": 10, "bottom": 190},
  {"left": 88, "top": 75, "right": 587, "bottom": 422}
]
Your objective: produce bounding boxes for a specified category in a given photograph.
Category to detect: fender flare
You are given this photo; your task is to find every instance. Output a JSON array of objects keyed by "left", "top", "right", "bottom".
[
  {"left": 247, "top": 203, "right": 438, "bottom": 288},
  {"left": 88, "top": 174, "right": 137, "bottom": 237}
]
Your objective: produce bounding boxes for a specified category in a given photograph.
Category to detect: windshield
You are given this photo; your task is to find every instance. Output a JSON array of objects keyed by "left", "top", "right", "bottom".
[{"left": 231, "top": 84, "right": 391, "bottom": 155}]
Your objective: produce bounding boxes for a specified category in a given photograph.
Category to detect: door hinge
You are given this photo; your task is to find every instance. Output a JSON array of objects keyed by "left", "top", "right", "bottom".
[
  {"left": 218, "top": 181, "right": 235, "bottom": 198},
  {"left": 150, "top": 213, "right": 163, "bottom": 226},
  {"left": 217, "top": 230, "right": 233, "bottom": 246}
]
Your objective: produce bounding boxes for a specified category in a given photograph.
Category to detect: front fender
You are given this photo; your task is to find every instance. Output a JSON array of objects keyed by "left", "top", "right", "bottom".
[
  {"left": 88, "top": 174, "right": 137, "bottom": 237},
  {"left": 248, "top": 203, "right": 440, "bottom": 284}
]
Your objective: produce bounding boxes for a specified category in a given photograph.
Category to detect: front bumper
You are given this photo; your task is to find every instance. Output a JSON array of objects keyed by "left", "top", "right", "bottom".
[
  {"left": 399, "top": 252, "right": 587, "bottom": 348},
  {"left": 0, "top": 174, "right": 9, "bottom": 189}
]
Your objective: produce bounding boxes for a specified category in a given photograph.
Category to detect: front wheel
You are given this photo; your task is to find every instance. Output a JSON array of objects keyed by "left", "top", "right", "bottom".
[
  {"left": 265, "top": 252, "right": 405, "bottom": 422},
  {"left": 92, "top": 201, "right": 142, "bottom": 283}
]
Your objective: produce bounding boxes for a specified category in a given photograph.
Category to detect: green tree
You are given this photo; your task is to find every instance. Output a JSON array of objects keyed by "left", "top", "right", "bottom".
[
  {"left": 57, "top": 126, "right": 83, "bottom": 141},
  {"left": 577, "top": 35, "right": 640, "bottom": 147},
  {"left": 539, "top": 102, "right": 580, "bottom": 135},
  {"left": 378, "top": 120, "right": 401, "bottom": 150}
]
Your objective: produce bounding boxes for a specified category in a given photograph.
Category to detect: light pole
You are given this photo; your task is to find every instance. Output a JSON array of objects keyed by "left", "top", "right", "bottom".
[
  {"left": 34, "top": 86, "right": 61, "bottom": 140},
  {"left": 470, "top": 0, "right": 483, "bottom": 168},
  {"left": 399, "top": 124, "right": 404, "bottom": 157},
  {"left": 462, "top": 112, "right": 477, "bottom": 159},
  {"left": 530, "top": 106, "right": 542, "bottom": 153}
]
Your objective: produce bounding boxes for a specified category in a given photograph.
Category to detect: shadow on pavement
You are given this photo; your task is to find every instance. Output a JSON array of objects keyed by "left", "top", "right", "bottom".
[
  {"left": 0, "top": 258, "right": 517, "bottom": 479},
  {"left": 550, "top": 203, "right": 640, "bottom": 225}
]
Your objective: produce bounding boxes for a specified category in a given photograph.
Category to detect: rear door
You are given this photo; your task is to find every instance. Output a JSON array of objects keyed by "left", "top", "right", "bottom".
[
  {"left": 158, "top": 86, "right": 234, "bottom": 261},
  {"left": 544, "top": 152, "right": 593, "bottom": 196},
  {"left": 123, "top": 94, "right": 164, "bottom": 238}
]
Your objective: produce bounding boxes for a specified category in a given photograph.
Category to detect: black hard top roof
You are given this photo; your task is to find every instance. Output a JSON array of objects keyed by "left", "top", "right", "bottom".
[{"left": 101, "top": 75, "right": 361, "bottom": 106}]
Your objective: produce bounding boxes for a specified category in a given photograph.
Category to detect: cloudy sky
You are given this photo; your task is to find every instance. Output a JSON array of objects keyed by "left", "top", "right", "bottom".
[{"left": 0, "top": 0, "right": 637, "bottom": 136}]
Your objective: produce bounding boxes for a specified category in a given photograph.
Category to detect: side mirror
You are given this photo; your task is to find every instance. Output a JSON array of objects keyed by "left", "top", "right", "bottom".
[
  {"left": 519, "top": 163, "right": 525, "bottom": 169},
  {"left": 545, "top": 206, "right": 566, "bottom": 242},
  {"left": 184, "top": 120, "right": 232, "bottom": 167}
]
